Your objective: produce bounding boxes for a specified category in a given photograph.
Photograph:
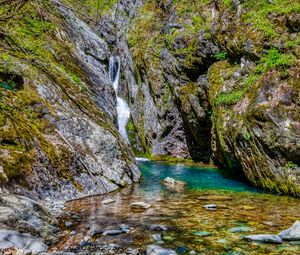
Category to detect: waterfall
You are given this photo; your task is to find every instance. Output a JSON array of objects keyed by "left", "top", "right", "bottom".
[{"left": 109, "top": 56, "right": 130, "bottom": 143}]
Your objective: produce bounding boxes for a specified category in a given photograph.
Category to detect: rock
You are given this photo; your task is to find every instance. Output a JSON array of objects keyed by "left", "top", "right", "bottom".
[
  {"left": 146, "top": 245, "right": 177, "bottom": 255},
  {"left": 229, "top": 227, "right": 254, "bottom": 233},
  {"left": 244, "top": 234, "right": 282, "bottom": 244},
  {"left": 149, "top": 224, "right": 168, "bottom": 231},
  {"left": 39, "top": 253, "right": 76, "bottom": 255},
  {"left": 203, "top": 204, "right": 217, "bottom": 210},
  {"left": 198, "top": 195, "right": 232, "bottom": 201},
  {"left": 120, "top": 224, "right": 130, "bottom": 233},
  {"left": 101, "top": 199, "right": 116, "bottom": 205},
  {"left": 0, "top": 230, "right": 47, "bottom": 254},
  {"left": 192, "top": 231, "right": 211, "bottom": 237},
  {"left": 79, "top": 240, "right": 92, "bottom": 247},
  {"left": 152, "top": 234, "right": 164, "bottom": 244},
  {"left": 161, "top": 177, "right": 186, "bottom": 192},
  {"left": 130, "top": 202, "right": 151, "bottom": 210},
  {"left": 102, "top": 230, "right": 123, "bottom": 236},
  {"left": 279, "top": 221, "right": 300, "bottom": 241},
  {"left": 242, "top": 205, "right": 255, "bottom": 210},
  {"left": 189, "top": 251, "right": 196, "bottom": 255},
  {"left": 64, "top": 221, "right": 73, "bottom": 228}
]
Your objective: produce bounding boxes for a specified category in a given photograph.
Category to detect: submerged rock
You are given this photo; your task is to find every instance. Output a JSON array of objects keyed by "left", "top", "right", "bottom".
[
  {"left": 146, "top": 245, "right": 177, "bottom": 255},
  {"left": 101, "top": 199, "right": 116, "bottom": 205},
  {"left": 244, "top": 234, "right": 282, "bottom": 244},
  {"left": 279, "top": 221, "right": 300, "bottom": 241},
  {"left": 192, "top": 231, "right": 211, "bottom": 237},
  {"left": 198, "top": 195, "right": 232, "bottom": 201},
  {"left": 152, "top": 234, "right": 164, "bottom": 244},
  {"left": 161, "top": 177, "right": 186, "bottom": 191},
  {"left": 203, "top": 204, "right": 217, "bottom": 210},
  {"left": 102, "top": 230, "right": 123, "bottom": 236},
  {"left": 130, "top": 202, "right": 151, "bottom": 210},
  {"left": 149, "top": 224, "right": 168, "bottom": 231},
  {"left": 229, "top": 227, "right": 254, "bottom": 233}
]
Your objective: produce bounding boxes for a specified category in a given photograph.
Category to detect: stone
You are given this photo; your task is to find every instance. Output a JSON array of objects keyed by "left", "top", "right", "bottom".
[
  {"left": 64, "top": 221, "right": 73, "bottom": 228},
  {"left": 229, "top": 227, "right": 254, "bottom": 233},
  {"left": 101, "top": 199, "right": 116, "bottom": 205},
  {"left": 102, "top": 230, "right": 123, "bottom": 236},
  {"left": 146, "top": 245, "right": 177, "bottom": 255},
  {"left": 120, "top": 224, "right": 130, "bottom": 233},
  {"left": 279, "top": 221, "right": 300, "bottom": 241},
  {"left": 192, "top": 231, "right": 211, "bottom": 237},
  {"left": 152, "top": 234, "right": 164, "bottom": 244},
  {"left": 130, "top": 202, "right": 151, "bottom": 210},
  {"left": 242, "top": 205, "right": 255, "bottom": 210},
  {"left": 0, "top": 230, "right": 47, "bottom": 254},
  {"left": 203, "top": 204, "right": 217, "bottom": 210},
  {"left": 244, "top": 234, "right": 282, "bottom": 244},
  {"left": 149, "top": 224, "right": 168, "bottom": 231}
]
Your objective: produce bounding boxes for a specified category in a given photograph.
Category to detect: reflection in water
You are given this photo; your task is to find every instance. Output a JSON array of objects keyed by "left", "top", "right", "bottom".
[{"left": 55, "top": 161, "right": 300, "bottom": 255}]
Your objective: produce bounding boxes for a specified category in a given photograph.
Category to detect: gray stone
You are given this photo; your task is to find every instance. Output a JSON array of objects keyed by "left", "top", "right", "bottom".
[
  {"left": 146, "top": 245, "right": 177, "bottom": 255},
  {"left": 229, "top": 227, "right": 254, "bottom": 233},
  {"left": 101, "top": 199, "right": 116, "bottom": 205},
  {"left": 149, "top": 224, "right": 168, "bottom": 231},
  {"left": 102, "top": 230, "right": 123, "bottom": 236},
  {"left": 244, "top": 234, "right": 282, "bottom": 244},
  {"left": 64, "top": 221, "right": 73, "bottom": 228},
  {"left": 130, "top": 202, "right": 151, "bottom": 210},
  {"left": 203, "top": 204, "right": 217, "bottom": 210},
  {"left": 152, "top": 234, "right": 164, "bottom": 244},
  {"left": 279, "top": 221, "right": 300, "bottom": 241}
]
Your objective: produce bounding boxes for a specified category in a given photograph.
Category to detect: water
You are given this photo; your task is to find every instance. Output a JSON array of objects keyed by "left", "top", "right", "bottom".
[
  {"left": 138, "top": 161, "right": 260, "bottom": 193},
  {"left": 56, "top": 161, "right": 300, "bottom": 255},
  {"left": 109, "top": 56, "right": 130, "bottom": 142}
]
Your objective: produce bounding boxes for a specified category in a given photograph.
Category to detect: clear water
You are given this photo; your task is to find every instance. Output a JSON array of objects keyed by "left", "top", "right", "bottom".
[
  {"left": 138, "top": 161, "right": 260, "bottom": 193},
  {"left": 57, "top": 161, "right": 300, "bottom": 255}
]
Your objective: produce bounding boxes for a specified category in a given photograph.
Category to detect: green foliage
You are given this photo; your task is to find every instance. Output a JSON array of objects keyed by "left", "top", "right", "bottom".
[
  {"left": 0, "top": 81, "right": 17, "bottom": 91},
  {"left": 255, "top": 48, "right": 296, "bottom": 74},
  {"left": 243, "top": 0, "right": 300, "bottom": 39},
  {"left": 285, "top": 161, "right": 297, "bottom": 169},
  {"left": 214, "top": 52, "right": 228, "bottom": 61},
  {"left": 215, "top": 89, "right": 245, "bottom": 106}
]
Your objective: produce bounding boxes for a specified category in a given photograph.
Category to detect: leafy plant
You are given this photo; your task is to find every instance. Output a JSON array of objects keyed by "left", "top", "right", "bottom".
[{"left": 214, "top": 52, "right": 228, "bottom": 61}]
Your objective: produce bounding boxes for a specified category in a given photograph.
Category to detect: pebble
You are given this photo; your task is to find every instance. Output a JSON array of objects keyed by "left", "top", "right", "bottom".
[
  {"left": 64, "top": 221, "right": 73, "bottom": 228},
  {"left": 146, "top": 245, "right": 177, "bottom": 255},
  {"left": 130, "top": 202, "right": 151, "bottom": 210},
  {"left": 101, "top": 199, "right": 116, "bottom": 205},
  {"left": 149, "top": 224, "right": 168, "bottom": 231},
  {"left": 229, "top": 227, "right": 254, "bottom": 233},
  {"left": 244, "top": 234, "right": 282, "bottom": 244},
  {"left": 192, "top": 231, "right": 211, "bottom": 237},
  {"left": 102, "top": 230, "right": 123, "bottom": 236},
  {"left": 152, "top": 234, "right": 164, "bottom": 244},
  {"left": 203, "top": 204, "right": 217, "bottom": 210}
]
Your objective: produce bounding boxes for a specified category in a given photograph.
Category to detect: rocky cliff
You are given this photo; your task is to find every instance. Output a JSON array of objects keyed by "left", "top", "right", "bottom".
[
  {"left": 125, "top": 0, "right": 300, "bottom": 195},
  {"left": 0, "top": 0, "right": 140, "bottom": 202}
]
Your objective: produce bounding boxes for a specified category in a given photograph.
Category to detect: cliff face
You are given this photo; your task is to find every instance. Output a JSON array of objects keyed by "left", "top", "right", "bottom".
[
  {"left": 0, "top": 0, "right": 140, "bottom": 201},
  {"left": 125, "top": 0, "right": 300, "bottom": 195},
  {"left": 0, "top": 0, "right": 299, "bottom": 201}
]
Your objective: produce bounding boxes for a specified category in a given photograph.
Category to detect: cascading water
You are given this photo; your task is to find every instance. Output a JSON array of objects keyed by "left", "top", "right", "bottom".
[{"left": 109, "top": 56, "right": 130, "bottom": 143}]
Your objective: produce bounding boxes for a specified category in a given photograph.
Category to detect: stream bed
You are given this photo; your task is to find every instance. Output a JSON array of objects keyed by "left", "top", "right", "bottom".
[{"left": 53, "top": 161, "right": 300, "bottom": 255}]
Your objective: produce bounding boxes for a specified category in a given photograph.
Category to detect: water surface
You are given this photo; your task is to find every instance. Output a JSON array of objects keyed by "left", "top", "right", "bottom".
[{"left": 54, "top": 161, "right": 300, "bottom": 255}]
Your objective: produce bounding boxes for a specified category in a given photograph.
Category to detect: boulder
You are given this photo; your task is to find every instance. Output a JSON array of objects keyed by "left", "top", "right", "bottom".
[
  {"left": 244, "top": 234, "right": 282, "bottom": 244},
  {"left": 279, "top": 221, "right": 300, "bottom": 241},
  {"left": 130, "top": 202, "right": 151, "bottom": 210},
  {"left": 146, "top": 245, "right": 177, "bottom": 255}
]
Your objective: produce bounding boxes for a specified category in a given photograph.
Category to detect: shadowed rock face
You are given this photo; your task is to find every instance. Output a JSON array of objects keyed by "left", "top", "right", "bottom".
[{"left": 0, "top": 0, "right": 140, "bottom": 202}]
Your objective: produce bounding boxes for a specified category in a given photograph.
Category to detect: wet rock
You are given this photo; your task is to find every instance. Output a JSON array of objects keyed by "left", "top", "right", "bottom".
[
  {"left": 189, "top": 251, "right": 196, "bottom": 255},
  {"left": 120, "top": 224, "right": 130, "bottom": 233},
  {"left": 279, "top": 221, "right": 300, "bottom": 241},
  {"left": 192, "top": 231, "right": 211, "bottom": 237},
  {"left": 203, "top": 204, "right": 217, "bottom": 210},
  {"left": 162, "top": 177, "right": 186, "bottom": 187},
  {"left": 146, "top": 245, "right": 177, "bottom": 255},
  {"left": 0, "top": 230, "right": 47, "bottom": 254},
  {"left": 39, "top": 253, "right": 76, "bottom": 255},
  {"left": 229, "top": 227, "right": 254, "bottom": 233},
  {"left": 149, "top": 224, "right": 168, "bottom": 231},
  {"left": 152, "top": 234, "right": 164, "bottom": 244},
  {"left": 64, "top": 221, "right": 73, "bottom": 228},
  {"left": 0, "top": 195, "right": 59, "bottom": 242},
  {"left": 102, "top": 230, "right": 123, "bottom": 236},
  {"left": 79, "top": 240, "right": 92, "bottom": 247},
  {"left": 130, "top": 202, "right": 151, "bottom": 210},
  {"left": 244, "top": 234, "right": 282, "bottom": 244},
  {"left": 101, "top": 199, "right": 116, "bottom": 205}
]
